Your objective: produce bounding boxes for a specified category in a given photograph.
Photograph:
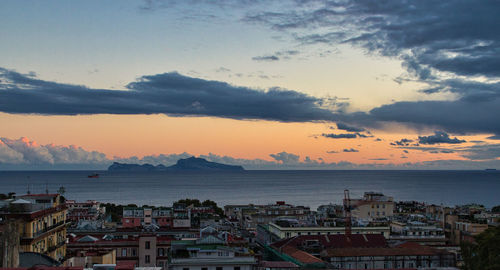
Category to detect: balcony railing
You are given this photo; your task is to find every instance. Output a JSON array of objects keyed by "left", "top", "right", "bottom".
[
  {"left": 45, "top": 240, "right": 66, "bottom": 253},
  {"left": 23, "top": 220, "right": 68, "bottom": 239}
]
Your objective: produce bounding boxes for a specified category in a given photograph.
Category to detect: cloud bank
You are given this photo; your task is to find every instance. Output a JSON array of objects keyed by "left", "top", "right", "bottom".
[
  {"left": 1, "top": 137, "right": 499, "bottom": 170},
  {"left": 0, "top": 68, "right": 346, "bottom": 123}
]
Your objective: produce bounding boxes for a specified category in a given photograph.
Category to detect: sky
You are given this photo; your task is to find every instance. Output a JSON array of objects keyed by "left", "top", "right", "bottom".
[{"left": 1, "top": 0, "right": 500, "bottom": 169}]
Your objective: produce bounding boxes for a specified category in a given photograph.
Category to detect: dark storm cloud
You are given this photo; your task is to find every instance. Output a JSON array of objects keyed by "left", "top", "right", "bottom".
[
  {"left": 242, "top": 0, "right": 500, "bottom": 135},
  {"left": 487, "top": 135, "right": 500, "bottom": 140},
  {"left": 343, "top": 148, "right": 359, "bottom": 153},
  {"left": 246, "top": 1, "right": 500, "bottom": 78},
  {"left": 418, "top": 131, "right": 465, "bottom": 145},
  {"left": 370, "top": 98, "right": 500, "bottom": 135},
  {"left": 0, "top": 67, "right": 348, "bottom": 123},
  {"left": 336, "top": 122, "right": 365, "bottom": 132},
  {"left": 322, "top": 133, "right": 357, "bottom": 139},
  {"left": 322, "top": 132, "right": 370, "bottom": 139},
  {"left": 460, "top": 144, "right": 500, "bottom": 160}
]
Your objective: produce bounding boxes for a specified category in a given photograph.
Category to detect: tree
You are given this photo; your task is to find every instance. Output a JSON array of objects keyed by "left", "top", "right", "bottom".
[
  {"left": 461, "top": 225, "right": 500, "bottom": 269},
  {"left": 0, "top": 192, "right": 16, "bottom": 200},
  {"left": 492, "top": 205, "right": 500, "bottom": 213},
  {"left": 176, "top": 199, "right": 201, "bottom": 207},
  {"left": 57, "top": 186, "right": 66, "bottom": 196}
]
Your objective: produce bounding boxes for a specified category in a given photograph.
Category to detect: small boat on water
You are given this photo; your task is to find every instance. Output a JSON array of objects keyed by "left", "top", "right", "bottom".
[{"left": 88, "top": 173, "right": 99, "bottom": 178}]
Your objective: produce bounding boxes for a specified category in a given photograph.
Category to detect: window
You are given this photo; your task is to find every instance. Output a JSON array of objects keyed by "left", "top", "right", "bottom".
[
  {"left": 132, "top": 248, "right": 137, "bottom": 256},
  {"left": 202, "top": 268, "right": 208, "bottom": 270},
  {"left": 234, "top": 267, "right": 240, "bottom": 270},
  {"left": 122, "top": 248, "right": 127, "bottom": 257},
  {"left": 216, "top": 267, "right": 223, "bottom": 270},
  {"left": 158, "top": 248, "right": 164, "bottom": 256},
  {"left": 183, "top": 268, "right": 189, "bottom": 270},
  {"left": 145, "top": 241, "right": 150, "bottom": 249},
  {"left": 145, "top": 255, "right": 150, "bottom": 264}
]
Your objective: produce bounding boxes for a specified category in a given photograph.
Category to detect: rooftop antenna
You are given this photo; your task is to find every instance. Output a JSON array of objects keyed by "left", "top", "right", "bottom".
[
  {"left": 45, "top": 180, "right": 49, "bottom": 194},
  {"left": 27, "top": 183, "right": 31, "bottom": 195}
]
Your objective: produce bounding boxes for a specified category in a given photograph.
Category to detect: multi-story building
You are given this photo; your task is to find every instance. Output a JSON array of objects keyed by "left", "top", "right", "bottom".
[
  {"left": 169, "top": 239, "right": 257, "bottom": 270},
  {"left": 347, "top": 192, "right": 394, "bottom": 221},
  {"left": 0, "top": 193, "right": 69, "bottom": 262},
  {"left": 320, "top": 242, "right": 456, "bottom": 269},
  {"left": 225, "top": 202, "right": 311, "bottom": 230},
  {"left": 122, "top": 207, "right": 173, "bottom": 228},
  {"left": 172, "top": 203, "right": 191, "bottom": 228},
  {"left": 261, "top": 221, "right": 390, "bottom": 242},
  {"left": 451, "top": 220, "right": 488, "bottom": 244},
  {"left": 390, "top": 220, "right": 446, "bottom": 245},
  {"left": 66, "top": 200, "right": 106, "bottom": 223},
  {"left": 67, "top": 233, "right": 173, "bottom": 269}
]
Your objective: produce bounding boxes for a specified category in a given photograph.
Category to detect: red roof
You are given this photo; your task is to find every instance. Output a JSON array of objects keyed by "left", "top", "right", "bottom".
[
  {"left": 282, "top": 246, "right": 324, "bottom": 264},
  {"left": 116, "top": 261, "right": 136, "bottom": 270},
  {"left": 322, "top": 243, "right": 453, "bottom": 257},
  {"left": 272, "top": 234, "right": 387, "bottom": 250},
  {"left": 322, "top": 247, "right": 450, "bottom": 257},
  {"left": 259, "top": 261, "right": 299, "bottom": 268}
]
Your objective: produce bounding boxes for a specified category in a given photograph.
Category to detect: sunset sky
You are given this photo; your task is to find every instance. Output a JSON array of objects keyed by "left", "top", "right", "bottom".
[{"left": 1, "top": 0, "right": 499, "bottom": 169}]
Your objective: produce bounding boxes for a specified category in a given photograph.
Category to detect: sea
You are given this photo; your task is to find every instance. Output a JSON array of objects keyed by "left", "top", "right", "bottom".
[{"left": 0, "top": 170, "right": 499, "bottom": 209}]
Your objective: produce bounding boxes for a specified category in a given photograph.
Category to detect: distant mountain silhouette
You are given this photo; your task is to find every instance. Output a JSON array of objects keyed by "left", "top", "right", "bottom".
[{"left": 108, "top": 157, "right": 244, "bottom": 172}]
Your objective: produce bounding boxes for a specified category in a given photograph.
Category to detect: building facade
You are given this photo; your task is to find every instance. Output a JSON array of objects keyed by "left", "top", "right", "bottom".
[{"left": 0, "top": 193, "right": 69, "bottom": 262}]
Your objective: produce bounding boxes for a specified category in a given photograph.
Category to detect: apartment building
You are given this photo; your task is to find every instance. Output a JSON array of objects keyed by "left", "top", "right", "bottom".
[
  {"left": 169, "top": 239, "right": 257, "bottom": 270},
  {"left": 0, "top": 193, "right": 69, "bottom": 262},
  {"left": 66, "top": 200, "right": 106, "bottom": 223},
  {"left": 225, "top": 202, "right": 311, "bottom": 230},
  {"left": 347, "top": 192, "right": 394, "bottom": 221},
  {"left": 262, "top": 221, "right": 390, "bottom": 241},
  {"left": 122, "top": 207, "right": 174, "bottom": 228}
]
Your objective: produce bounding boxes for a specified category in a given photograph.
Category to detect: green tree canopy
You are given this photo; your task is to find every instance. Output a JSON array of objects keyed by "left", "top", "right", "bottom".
[{"left": 461, "top": 225, "right": 500, "bottom": 270}]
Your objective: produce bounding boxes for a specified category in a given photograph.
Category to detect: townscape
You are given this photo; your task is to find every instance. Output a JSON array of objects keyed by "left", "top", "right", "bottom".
[{"left": 1, "top": 190, "right": 499, "bottom": 270}]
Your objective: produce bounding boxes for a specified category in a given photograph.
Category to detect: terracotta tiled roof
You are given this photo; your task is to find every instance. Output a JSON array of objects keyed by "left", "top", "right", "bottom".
[
  {"left": 272, "top": 234, "right": 387, "bottom": 250},
  {"left": 322, "top": 245, "right": 452, "bottom": 257},
  {"left": 282, "top": 246, "right": 324, "bottom": 264},
  {"left": 259, "top": 261, "right": 299, "bottom": 267}
]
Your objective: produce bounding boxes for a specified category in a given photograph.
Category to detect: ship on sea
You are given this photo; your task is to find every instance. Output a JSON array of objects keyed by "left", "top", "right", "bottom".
[{"left": 87, "top": 173, "right": 99, "bottom": 178}]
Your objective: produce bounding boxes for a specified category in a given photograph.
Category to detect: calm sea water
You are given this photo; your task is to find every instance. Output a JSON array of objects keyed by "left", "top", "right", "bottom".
[{"left": 0, "top": 170, "right": 499, "bottom": 209}]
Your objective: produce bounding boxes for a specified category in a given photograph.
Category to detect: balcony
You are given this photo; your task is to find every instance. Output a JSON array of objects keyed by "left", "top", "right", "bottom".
[
  {"left": 22, "top": 220, "right": 69, "bottom": 240},
  {"left": 45, "top": 240, "right": 66, "bottom": 253}
]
